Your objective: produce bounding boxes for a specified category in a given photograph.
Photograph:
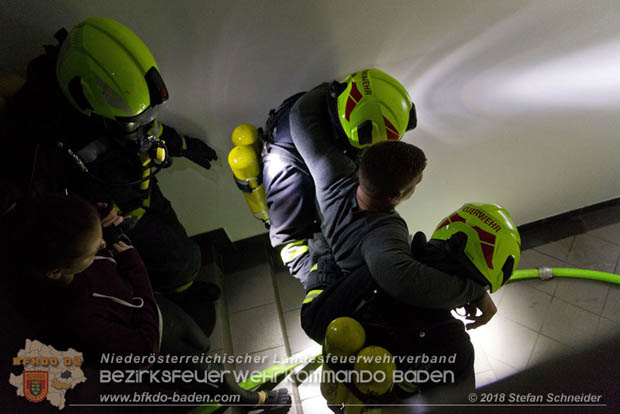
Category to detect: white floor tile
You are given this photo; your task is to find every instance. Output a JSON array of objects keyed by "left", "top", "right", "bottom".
[
  {"left": 208, "top": 302, "right": 226, "bottom": 351},
  {"left": 595, "top": 317, "right": 620, "bottom": 343},
  {"left": 224, "top": 263, "right": 275, "bottom": 313},
  {"left": 297, "top": 365, "right": 324, "bottom": 401},
  {"left": 527, "top": 334, "right": 572, "bottom": 368},
  {"left": 602, "top": 285, "right": 620, "bottom": 323},
  {"left": 518, "top": 248, "right": 572, "bottom": 269},
  {"left": 301, "top": 395, "right": 332, "bottom": 414},
  {"left": 229, "top": 303, "right": 284, "bottom": 355},
  {"left": 554, "top": 278, "right": 609, "bottom": 314},
  {"left": 586, "top": 222, "right": 620, "bottom": 246},
  {"left": 489, "top": 285, "right": 506, "bottom": 306},
  {"left": 473, "top": 348, "right": 491, "bottom": 374},
  {"left": 475, "top": 370, "right": 497, "bottom": 388},
  {"left": 534, "top": 237, "right": 574, "bottom": 261},
  {"left": 565, "top": 235, "right": 620, "bottom": 273},
  {"left": 469, "top": 315, "right": 538, "bottom": 370},
  {"left": 540, "top": 298, "right": 599, "bottom": 349},
  {"left": 487, "top": 356, "right": 519, "bottom": 381},
  {"left": 520, "top": 278, "right": 559, "bottom": 296},
  {"left": 497, "top": 282, "right": 553, "bottom": 331}
]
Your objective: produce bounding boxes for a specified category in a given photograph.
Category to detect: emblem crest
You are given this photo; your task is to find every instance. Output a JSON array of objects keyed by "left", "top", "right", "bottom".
[{"left": 23, "top": 371, "right": 48, "bottom": 403}]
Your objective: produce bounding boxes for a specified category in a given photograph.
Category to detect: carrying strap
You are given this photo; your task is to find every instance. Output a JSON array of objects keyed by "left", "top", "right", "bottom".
[
  {"left": 263, "top": 91, "right": 306, "bottom": 143},
  {"left": 233, "top": 170, "right": 264, "bottom": 193}
]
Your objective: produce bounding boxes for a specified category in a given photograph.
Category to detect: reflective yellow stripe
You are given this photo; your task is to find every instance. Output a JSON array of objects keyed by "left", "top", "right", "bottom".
[
  {"left": 280, "top": 239, "right": 308, "bottom": 264},
  {"left": 172, "top": 280, "right": 194, "bottom": 293},
  {"left": 147, "top": 120, "right": 163, "bottom": 139},
  {"left": 156, "top": 146, "right": 166, "bottom": 163},
  {"left": 302, "top": 289, "right": 323, "bottom": 304},
  {"left": 140, "top": 154, "right": 152, "bottom": 191},
  {"left": 310, "top": 263, "right": 318, "bottom": 272},
  {"left": 396, "top": 380, "right": 419, "bottom": 394},
  {"left": 126, "top": 207, "right": 146, "bottom": 220}
]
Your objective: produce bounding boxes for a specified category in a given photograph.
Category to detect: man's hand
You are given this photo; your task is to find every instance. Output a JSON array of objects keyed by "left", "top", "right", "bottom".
[
  {"left": 463, "top": 291, "right": 497, "bottom": 330},
  {"left": 98, "top": 203, "right": 125, "bottom": 228},
  {"left": 112, "top": 240, "right": 133, "bottom": 255},
  {"left": 161, "top": 124, "right": 218, "bottom": 169},
  {"left": 182, "top": 136, "right": 217, "bottom": 169}
]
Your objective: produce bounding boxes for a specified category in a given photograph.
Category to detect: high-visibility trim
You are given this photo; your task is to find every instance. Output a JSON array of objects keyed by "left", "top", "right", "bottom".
[
  {"left": 280, "top": 239, "right": 308, "bottom": 264},
  {"left": 155, "top": 146, "right": 166, "bottom": 163},
  {"left": 310, "top": 263, "right": 318, "bottom": 272},
  {"left": 140, "top": 153, "right": 152, "bottom": 190},
  {"left": 172, "top": 280, "right": 194, "bottom": 293},
  {"left": 396, "top": 380, "right": 419, "bottom": 394},
  {"left": 147, "top": 119, "right": 163, "bottom": 140},
  {"left": 303, "top": 289, "right": 324, "bottom": 304}
]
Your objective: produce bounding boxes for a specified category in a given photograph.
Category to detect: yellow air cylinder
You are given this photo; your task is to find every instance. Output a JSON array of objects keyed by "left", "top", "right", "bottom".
[
  {"left": 353, "top": 346, "right": 396, "bottom": 397},
  {"left": 324, "top": 317, "right": 366, "bottom": 358},
  {"left": 228, "top": 128, "right": 270, "bottom": 225},
  {"left": 232, "top": 123, "right": 259, "bottom": 146},
  {"left": 322, "top": 317, "right": 368, "bottom": 411},
  {"left": 321, "top": 364, "right": 352, "bottom": 408}
]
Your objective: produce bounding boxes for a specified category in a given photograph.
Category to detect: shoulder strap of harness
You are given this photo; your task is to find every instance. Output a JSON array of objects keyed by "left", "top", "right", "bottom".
[{"left": 263, "top": 91, "right": 306, "bottom": 143}]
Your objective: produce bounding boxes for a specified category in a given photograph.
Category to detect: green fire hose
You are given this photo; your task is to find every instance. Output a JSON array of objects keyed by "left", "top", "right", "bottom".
[{"left": 509, "top": 267, "right": 620, "bottom": 285}]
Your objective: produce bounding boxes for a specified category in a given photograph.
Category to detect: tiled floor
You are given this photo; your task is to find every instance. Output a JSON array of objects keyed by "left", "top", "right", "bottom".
[{"left": 207, "top": 204, "right": 620, "bottom": 413}]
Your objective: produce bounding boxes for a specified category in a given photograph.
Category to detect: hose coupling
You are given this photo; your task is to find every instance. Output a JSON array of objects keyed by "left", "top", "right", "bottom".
[{"left": 538, "top": 267, "right": 553, "bottom": 280}]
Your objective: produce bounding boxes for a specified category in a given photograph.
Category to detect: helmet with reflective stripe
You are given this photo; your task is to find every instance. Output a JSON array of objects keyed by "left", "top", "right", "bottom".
[
  {"left": 431, "top": 203, "right": 521, "bottom": 292},
  {"left": 56, "top": 18, "right": 168, "bottom": 127},
  {"left": 336, "top": 69, "right": 416, "bottom": 149}
]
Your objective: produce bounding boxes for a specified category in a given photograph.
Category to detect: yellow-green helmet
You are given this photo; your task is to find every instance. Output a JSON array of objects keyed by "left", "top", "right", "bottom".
[
  {"left": 336, "top": 69, "right": 416, "bottom": 149},
  {"left": 56, "top": 18, "right": 168, "bottom": 128},
  {"left": 431, "top": 203, "right": 521, "bottom": 292}
]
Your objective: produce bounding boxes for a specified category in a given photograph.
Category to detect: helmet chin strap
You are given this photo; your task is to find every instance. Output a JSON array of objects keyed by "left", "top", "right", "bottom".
[{"left": 328, "top": 80, "right": 347, "bottom": 98}]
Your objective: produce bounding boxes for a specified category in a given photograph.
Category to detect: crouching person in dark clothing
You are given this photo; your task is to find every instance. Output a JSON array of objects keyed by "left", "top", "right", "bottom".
[{"left": 1, "top": 194, "right": 290, "bottom": 412}]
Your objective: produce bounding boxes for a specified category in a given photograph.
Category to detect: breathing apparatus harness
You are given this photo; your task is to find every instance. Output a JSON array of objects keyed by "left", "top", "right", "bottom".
[{"left": 56, "top": 121, "right": 170, "bottom": 188}]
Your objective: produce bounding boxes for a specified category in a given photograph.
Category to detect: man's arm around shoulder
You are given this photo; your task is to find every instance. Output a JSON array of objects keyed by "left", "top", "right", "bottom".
[{"left": 359, "top": 214, "right": 486, "bottom": 309}]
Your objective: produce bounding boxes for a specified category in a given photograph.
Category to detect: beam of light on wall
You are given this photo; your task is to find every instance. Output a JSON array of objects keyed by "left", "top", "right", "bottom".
[
  {"left": 494, "top": 41, "right": 620, "bottom": 110},
  {"left": 403, "top": 1, "right": 620, "bottom": 145}
]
